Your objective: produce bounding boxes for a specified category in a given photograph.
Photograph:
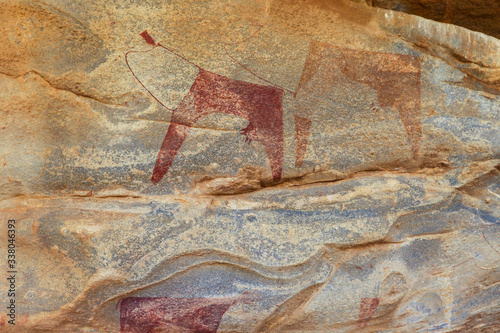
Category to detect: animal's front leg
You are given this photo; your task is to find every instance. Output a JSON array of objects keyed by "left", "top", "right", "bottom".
[
  {"left": 151, "top": 123, "right": 190, "bottom": 184},
  {"left": 150, "top": 72, "right": 203, "bottom": 184},
  {"left": 294, "top": 115, "right": 312, "bottom": 168}
]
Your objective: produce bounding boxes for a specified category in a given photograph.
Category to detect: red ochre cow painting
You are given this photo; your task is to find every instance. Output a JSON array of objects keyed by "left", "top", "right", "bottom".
[
  {"left": 294, "top": 40, "right": 421, "bottom": 167},
  {"left": 127, "top": 31, "right": 421, "bottom": 183},
  {"left": 119, "top": 296, "right": 238, "bottom": 333},
  {"left": 127, "top": 31, "right": 283, "bottom": 184}
]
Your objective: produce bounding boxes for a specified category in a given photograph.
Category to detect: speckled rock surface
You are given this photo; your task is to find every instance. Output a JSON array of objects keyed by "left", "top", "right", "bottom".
[{"left": 0, "top": 0, "right": 499, "bottom": 332}]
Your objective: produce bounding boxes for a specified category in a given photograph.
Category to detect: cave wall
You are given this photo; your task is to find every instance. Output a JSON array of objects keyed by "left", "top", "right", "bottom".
[{"left": 0, "top": 0, "right": 499, "bottom": 332}]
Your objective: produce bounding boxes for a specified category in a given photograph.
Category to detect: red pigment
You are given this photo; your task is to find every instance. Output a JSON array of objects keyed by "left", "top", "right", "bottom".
[{"left": 120, "top": 297, "right": 237, "bottom": 333}]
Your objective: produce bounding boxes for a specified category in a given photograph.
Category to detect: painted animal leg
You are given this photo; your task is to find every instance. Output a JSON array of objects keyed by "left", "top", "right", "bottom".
[
  {"left": 294, "top": 115, "right": 312, "bottom": 168},
  {"left": 252, "top": 110, "right": 284, "bottom": 181},
  {"left": 394, "top": 80, "right": 421, "bottom": 160},
  {"left": 262, "top": 136, "right": 283, "bottom": 182},
  {"left": 242, "top": 82, "right": 285, "bottom": 182},
  {"left": 151, "top": 123, "right": 190, "bottom": 184},
  {"left": 150, "top": 74, "right": 201, "bottom": 184}
]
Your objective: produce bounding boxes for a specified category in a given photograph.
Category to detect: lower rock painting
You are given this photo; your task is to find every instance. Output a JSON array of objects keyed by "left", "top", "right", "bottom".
[
  {"left": 112, "top": 252, "right": 332, "bottom": 332},
  {"left": 7, "top": 173, "right": 498, "bottom": 332},
  {"left": 119, "top": 297, "right": 239, "bottom": 333},
  {"left": 127, "top": 31, "right": 421, "bottom": 184},
  {"left": 357, "top": 297, "right": 380, "bottom": 329}
]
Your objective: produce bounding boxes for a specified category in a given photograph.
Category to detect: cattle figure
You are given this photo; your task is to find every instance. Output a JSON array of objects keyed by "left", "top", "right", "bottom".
[
  {"left": 127, "top": 31, "right": 421, "bottom": 183},
  {"left": 294, "top": 41, "right": 421, "bottom": 166},
  {"left": 126, "top": 31, "right": 284, "bottom": 184}
]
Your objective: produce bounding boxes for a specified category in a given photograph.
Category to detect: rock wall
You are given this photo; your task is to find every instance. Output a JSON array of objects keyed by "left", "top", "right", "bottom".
[
  {"left": 362, "top": 0, "right": 500, "bottom": 39},
  {"left": 0, "top": 0, "right": 499, "bottom": 332}
]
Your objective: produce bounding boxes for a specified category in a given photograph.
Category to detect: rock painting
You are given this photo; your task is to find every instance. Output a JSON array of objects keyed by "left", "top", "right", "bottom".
[
  {"left": 127, "top": 31, "right": 284, "bottom": 184},
  {"left": 128, "top": 32, "right": 421, "bottom": 182},
  {"left": 293, "top": 115, "right": 312, "bottom": 168},
  {"left": 294, "top": 40, "right": 421, "bottom": 164},
  {"left": 119, "top": 296, "right": 237, "bottom": 333},
  {"left": 2, "top": 0, "right": 498, "bottom": 331},
  {"left": 357, "top": 297, "right": 380, "bottom": 329}
]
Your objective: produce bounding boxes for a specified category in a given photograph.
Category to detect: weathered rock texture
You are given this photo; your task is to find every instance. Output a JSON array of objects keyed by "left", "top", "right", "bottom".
[
  {"left": 360, "top": 0, "right": 500, "bottom": 39},
  {"left": 0, "top": 0, "right": 499, "bottom": 332}
]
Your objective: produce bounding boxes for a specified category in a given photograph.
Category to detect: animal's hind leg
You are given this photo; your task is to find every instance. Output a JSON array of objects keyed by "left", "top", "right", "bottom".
[
  {"left": 294, "top": 115, "right": 312, "bottom": 168},
  {"left": 395, "top": 77, "right": 421, "bottom": 161}
]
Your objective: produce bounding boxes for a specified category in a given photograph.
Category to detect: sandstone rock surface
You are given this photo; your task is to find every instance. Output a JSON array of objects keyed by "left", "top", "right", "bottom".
[{"left": 0, "top": 0, "right": 499, "bottom": 332}]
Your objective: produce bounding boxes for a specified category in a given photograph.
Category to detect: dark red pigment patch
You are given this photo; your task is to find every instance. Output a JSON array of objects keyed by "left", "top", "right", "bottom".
[
  {"left": 357, "top": 297, "right": 380, "bottom": 329},
  {"left": 151, "top": 68, "right": 284, "bottom": 184},
  {"left": 140, "top": 30, "right": 157, "bottom": 46},
  {"left": 119, "top": 297, "right": 237, "bottom": 333},
  {"left": 294, "top": 41, "right": 422, "bottom": 162}
]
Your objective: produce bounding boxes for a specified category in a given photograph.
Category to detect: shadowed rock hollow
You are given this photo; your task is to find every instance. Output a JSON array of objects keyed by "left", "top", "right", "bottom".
[{"left": 361, "top": 0, "right": 500, "bottom": 38}]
